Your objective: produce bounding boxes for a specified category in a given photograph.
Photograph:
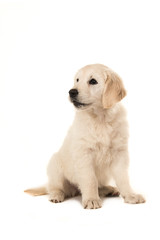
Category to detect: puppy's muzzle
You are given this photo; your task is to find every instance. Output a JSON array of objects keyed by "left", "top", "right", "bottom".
[
  {"left": 69, "top": 89, "right": 78, "bottom": 99},
  {"left": 69, "top": 88, "right": 90, "bottom": 108}
]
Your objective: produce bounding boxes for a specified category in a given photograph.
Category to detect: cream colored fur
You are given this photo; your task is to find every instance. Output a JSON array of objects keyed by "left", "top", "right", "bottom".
[{"left": 25, "top": 64, "right": 145, "bottom": 209}]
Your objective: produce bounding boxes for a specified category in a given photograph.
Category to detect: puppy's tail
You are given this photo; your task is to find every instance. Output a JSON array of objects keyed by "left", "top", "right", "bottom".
[{"left": 24, "top": 186, "right": 47, "bottom": 196}]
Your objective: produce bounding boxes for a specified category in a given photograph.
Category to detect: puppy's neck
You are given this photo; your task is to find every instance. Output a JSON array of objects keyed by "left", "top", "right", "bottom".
[{"left": 77, "top": 104, "right": 121, "bottom": 123}]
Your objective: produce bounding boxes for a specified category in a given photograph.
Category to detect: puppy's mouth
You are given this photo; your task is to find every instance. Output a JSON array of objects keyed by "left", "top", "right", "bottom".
[{"left": 71, "top": 99, "right": 90, "bottom": 108}]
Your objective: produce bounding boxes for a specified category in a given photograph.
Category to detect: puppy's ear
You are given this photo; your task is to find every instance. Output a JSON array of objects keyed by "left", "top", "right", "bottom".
[{"left": 102, "top": 71, "right": 127, "bottom": 108}]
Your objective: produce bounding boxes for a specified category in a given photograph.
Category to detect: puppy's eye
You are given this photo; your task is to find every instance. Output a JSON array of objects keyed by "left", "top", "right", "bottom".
[
  {"left": 76, "top": 78, "right": 79, "bottom": 82},
  {"left": 89, "top": 79, "right": 98, "bottom": 85}
]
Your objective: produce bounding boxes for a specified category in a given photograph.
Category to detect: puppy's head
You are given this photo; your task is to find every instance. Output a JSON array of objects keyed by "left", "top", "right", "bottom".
[{"left": 69, "top": 64, "right": 126, "bottom": 110}]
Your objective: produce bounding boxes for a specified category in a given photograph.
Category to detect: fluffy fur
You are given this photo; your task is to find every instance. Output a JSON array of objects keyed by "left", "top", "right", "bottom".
[{"left": 25, "top": 64, "right": 145, "bottom": 209}]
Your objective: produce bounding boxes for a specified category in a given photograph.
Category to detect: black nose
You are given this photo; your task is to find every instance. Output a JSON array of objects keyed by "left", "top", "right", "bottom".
[{"left": 69, "top": 89, "right": 78, "bottom": 98}]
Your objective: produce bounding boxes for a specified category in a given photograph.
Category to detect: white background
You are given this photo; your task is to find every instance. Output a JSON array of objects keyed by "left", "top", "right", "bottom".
[{"left": 0, "top": 0, "right": 160, "bottom": 239}]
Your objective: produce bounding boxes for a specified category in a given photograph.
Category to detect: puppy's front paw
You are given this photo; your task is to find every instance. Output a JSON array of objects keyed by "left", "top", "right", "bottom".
[
  {"left": 124, "top": 193, "right": 146, "bottom": 204},
  {"left": 49, "top": 191, "right": 65, "bottom": 203},
  {"left": 82, "top": 198, "right": 102, "bottom": 209}
]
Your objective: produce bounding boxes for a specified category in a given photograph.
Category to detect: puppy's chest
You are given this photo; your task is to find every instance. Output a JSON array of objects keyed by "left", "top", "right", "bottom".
[
  {"left": 87, "top": 121, "right": 113, "bottom": 161},
  {"left": 90, "top": 121, "right": 113, "bottom": 146}
]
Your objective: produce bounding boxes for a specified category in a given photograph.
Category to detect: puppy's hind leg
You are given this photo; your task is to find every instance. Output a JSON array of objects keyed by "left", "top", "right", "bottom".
[
  {"left": 99, "top": 186, "right": 120, "bottom": 197},
  {"left": 47, "top": 153, "right": 65, "bottom": 203},
  {"left": 64, "top": 180, "right": 80, "bottom": 198}
]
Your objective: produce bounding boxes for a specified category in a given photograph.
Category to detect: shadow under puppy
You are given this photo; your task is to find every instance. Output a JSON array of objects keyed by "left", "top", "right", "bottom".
[{"left": 25, "top": 64, "right": 145, "bottom": 209}]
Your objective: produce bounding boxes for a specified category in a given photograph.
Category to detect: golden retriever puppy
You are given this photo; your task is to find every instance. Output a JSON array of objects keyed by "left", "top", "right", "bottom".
[{"left": 25, "top": 64, "right": 145, "bottom": 209}]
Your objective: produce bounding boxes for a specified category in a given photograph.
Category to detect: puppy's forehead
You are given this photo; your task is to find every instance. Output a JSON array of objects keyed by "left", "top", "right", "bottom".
[{"left": 76, "top": 64, "right": 107, "bottom": 80}]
